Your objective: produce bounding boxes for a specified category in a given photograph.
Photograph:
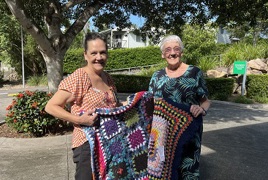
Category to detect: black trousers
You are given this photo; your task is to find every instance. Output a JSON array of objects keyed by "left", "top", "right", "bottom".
[{"left": 72, "top": 141, "right": 92, "bottom": 180}]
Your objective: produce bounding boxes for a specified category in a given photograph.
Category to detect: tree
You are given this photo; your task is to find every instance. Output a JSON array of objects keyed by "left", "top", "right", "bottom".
[
  {"left": 225, "top": 20, "right": 268, "bottom": 46},
  {"left": 5, "top": 0, "right": 210, "bottom": 92},
  {"left": 206, "top": 0, "right": 268, "bottom": 46},
  {"left": 0, "top": 1, "right": 21, "bottom": 67},
  {"left": 0, "top": 2, "right": 45, "bottom": 78},
  {"left": 181, "top": 23, "right": 220, "bottom": 65}
]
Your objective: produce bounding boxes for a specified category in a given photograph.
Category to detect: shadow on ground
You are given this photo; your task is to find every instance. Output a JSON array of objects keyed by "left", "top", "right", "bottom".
[{"left": 200, "top": 102, "right": 268, "bottom": 180}]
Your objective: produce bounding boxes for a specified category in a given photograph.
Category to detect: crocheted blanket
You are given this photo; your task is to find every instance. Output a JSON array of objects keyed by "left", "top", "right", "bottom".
[{"left": 83, "top": 91, "right": 202, "bottom": 180}]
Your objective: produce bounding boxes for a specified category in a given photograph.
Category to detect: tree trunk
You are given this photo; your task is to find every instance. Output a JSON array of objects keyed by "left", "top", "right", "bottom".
[{"left": 42, "top": 53, "right": 64, "bottom": 93}]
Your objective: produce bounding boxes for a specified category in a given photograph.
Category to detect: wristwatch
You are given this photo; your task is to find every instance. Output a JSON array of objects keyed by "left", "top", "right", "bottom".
[{"left": 201, "top": 107, "right": 207, "bottom": 116}]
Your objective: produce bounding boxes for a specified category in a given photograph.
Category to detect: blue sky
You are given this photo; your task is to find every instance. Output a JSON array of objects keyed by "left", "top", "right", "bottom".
[{"left": 130, "top": 15, "right": 145, "bottom": 27}]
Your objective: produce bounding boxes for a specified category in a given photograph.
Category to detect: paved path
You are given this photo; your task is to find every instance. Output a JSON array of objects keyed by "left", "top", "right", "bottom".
[
  {"left": 1, "top": 87, "right": 268, "bottom": 179},
  {"left": 200, "top": 101, "right": 268, "bottom": 180}
]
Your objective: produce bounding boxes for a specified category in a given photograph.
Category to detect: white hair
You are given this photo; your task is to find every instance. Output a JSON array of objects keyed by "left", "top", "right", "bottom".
[{"left": 159, "top": 35, "right": 184, "bottom": 52}]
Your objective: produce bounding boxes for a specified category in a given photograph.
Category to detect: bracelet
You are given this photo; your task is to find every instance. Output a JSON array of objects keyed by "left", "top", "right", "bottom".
[{"left": 201, "top": 107, "right": 207, "bottom": 116}]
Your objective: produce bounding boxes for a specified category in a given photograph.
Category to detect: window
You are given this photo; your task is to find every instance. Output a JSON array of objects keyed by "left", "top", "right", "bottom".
[{"left": 136, "top": 35, "right": 141, "bottom": 42}]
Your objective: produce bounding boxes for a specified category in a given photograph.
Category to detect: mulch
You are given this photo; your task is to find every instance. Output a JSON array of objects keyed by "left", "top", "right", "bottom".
[{"left": 0, "top": 123, "right": 73, "bottom": 138}]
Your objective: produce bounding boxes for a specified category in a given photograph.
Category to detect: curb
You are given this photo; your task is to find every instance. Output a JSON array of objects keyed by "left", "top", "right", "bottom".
[
  {"left": 8, "top": 93, "right": 18, "bottom": 97},
  {"left": 211, "top": 100, "right": 268, "bottom": 110}
]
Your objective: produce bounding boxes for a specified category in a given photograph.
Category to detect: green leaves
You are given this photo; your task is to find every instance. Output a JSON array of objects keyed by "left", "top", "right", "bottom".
[
  {"left": 182, "top": 24, "right": 220, "bottom": 66},
  {"left": 5, "top": 90, "right": 62, "bottom": 137},
  {"left": 63, "top": 46, "right": 163, "bottom": 74}
]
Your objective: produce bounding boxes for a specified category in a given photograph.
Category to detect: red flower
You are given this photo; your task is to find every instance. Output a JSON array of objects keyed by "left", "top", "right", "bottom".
[
  {"left": 12, "top": 100, "right": 17, "bottom": 106},
  {"left": 47, "top": 93, "right": 53, "bottom": 97},
  {"left": 6, "top": 112, "right": 14, "bottom": 117},
  {"left": 6, "top": 105, "right": 13, "bottom": 110},
  {"left": 25, "top": 90, "right": 33, "bottom": 96},
  {"left": 13, "top": 119, "right": 17, "bottom": 123},
  {"left": 32, "top": 102, "right": 38, "bottom": 108},
  {"left": 17, "top": 93, "right": 24, "bottom": 99}
]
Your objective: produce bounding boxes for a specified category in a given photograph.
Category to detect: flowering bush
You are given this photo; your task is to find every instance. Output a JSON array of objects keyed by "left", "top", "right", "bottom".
[{"left": 5, "top": 90, "right": 69, "bottom": 137}]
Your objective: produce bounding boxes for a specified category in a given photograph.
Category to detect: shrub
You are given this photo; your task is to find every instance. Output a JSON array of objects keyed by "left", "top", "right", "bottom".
[
  {"left": 63, "top": 48, "right": 85, "bottom": 74},
  {"left": 107, "top": 46, "right": 162, "bottom": 70},
  {"left": 206, "top": 77, "right": 234, "bottom": 101},
  {"left": 221, "top": 43, "right": 268, "bottom": 66},
  {"left": 0, "top": 70, "right": 4, "bottom": 85},
  {"left": 27, "top": 75, "right": 48, "bottom": 86},
  {"left": 233, "top": 95, "right": 254, "bottom": 104},
  {"left": 112, "top": 74, "right": 151, "bottom": 93},
  {"left": 5, "top": 90, "right": 68, "bottom": 137},
  {"left": 111, "top": 74, "right": 234, "bottom": 101},
  {"left": 246, "top": 74, "right": 268, "bottom": 99},
  {"left": 63, "top": 46, "right": 163, "bottom": 74},
  {"left": 251, "top": 96, "right": 268, "bottom": 104},
  {"left": 197, "top": 56, "right": 219, "bottom": 72},
  {"left": 137, "top": 62, "right": 166, "bottom": 77}
]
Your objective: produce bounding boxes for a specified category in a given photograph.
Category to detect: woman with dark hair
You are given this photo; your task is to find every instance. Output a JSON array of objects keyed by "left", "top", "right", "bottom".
[{"left": 45, "top": 32, "right": 120, "bottom": 179}]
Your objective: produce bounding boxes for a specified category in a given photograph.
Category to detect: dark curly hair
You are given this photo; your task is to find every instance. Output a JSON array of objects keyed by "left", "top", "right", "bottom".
[{"left": 83, "top": 32, "right": 108, "bottom": 52}]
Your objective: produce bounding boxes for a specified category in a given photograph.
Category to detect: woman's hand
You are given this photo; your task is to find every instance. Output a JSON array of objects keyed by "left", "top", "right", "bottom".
[
  {"left": 78, "top": 109, "right": 98, "bottom": 126},
  {"left": 190, "top": 105, "right": 206, "bottom": 117}
]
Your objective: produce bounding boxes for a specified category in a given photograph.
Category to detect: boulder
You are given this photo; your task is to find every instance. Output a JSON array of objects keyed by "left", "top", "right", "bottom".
[
  {"left": 247, "top": 58, "right": 268, "bottom": 73},
  {"left": 207, "top": 69, "right": 227, "bottom": 78}
]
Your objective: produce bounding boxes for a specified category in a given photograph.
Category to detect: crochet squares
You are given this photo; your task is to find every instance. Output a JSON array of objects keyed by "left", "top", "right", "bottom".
[
  {"left": 142, "top": 97, "right": 154, "bottom": 121},
  {"left": 109, "top": 140, "right": 123, "bottom": 156},
  {"left": 133, "top": 151, "right": 148, "bottom": 173},
  {"left": 124, "top": 108, "right": 139, "bottom": 127},
  {"left": 101, "top": 116, "right": 121, "bottom": 139},
  {"left": 128, "top": 127, "right": 146, "bottom": 151},
  {"left": 83, "top": 92, "right": 203, "bottom": 179},
  {"left": 147, "top": 115, "right": 168, "bottom": 176},
  {"left": 111, "top": 161, "right": 128, "bottom": 179}
]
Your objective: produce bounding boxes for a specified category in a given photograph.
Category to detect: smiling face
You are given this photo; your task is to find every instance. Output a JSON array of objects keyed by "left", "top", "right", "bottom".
[
  {"left": 161, "top": 40, "right": 183, "bottom": 67},
  {"left": 84, "top": 38, "right": 108, "bottom": 73}
]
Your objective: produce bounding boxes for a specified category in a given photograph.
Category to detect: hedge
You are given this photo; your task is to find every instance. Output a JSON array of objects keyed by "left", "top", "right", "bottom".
[{"left": 63, "top": 46, "right": 163, "bottom": 74}]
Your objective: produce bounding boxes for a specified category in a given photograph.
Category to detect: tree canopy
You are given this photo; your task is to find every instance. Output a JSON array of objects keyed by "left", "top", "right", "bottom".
[
  {"left": 4, "top": 0, "right": 211, "bottom": 91},
  {"left": 3, "top": 0, "right": 268, "bottom": 91},
  {"left": 206, "top": 0, "right": 268, "bottom": 44}
]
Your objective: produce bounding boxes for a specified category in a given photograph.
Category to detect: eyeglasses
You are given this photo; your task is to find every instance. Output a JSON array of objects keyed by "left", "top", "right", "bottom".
[{"left": 163, "top": 47, "right": 181, "bottom": 54}]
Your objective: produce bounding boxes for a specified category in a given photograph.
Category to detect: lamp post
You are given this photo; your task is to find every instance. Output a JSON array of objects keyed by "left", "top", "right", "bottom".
[{"left": 21, "top": 26, "right": 25, "bottom": 88}]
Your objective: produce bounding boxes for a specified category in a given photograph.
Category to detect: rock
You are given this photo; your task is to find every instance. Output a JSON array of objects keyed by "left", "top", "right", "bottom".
[
  {"left": 247, "top": 69, "right": 263, "bottom": 75},
  {"left": 205, "top": 58, "right": 268, "bottom": 96},
  {"left": 207, "top": 70, "right": 227, "bottom": 78},
  {"left": 247, "top": 58, "right": 268, "bottom": 73}
]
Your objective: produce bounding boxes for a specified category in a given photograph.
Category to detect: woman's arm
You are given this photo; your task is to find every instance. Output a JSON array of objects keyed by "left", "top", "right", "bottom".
[
  {"left": 190, "top": 97, "right": 211, "bottom": 117},
  {"left": 200, "top": 98, "right": 211, "bottom": 116},
  {"left": 45, "top": 90, "right": 97, "bottom": 126}
]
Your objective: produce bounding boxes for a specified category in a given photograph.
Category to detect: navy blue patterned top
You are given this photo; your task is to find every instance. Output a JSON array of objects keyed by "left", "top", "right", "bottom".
[
  {"left": 148, "top": 65, "right": 208, "bottom": 179},
  {"left": 148, "top": 65, "right": 208, "bottom": 106}
]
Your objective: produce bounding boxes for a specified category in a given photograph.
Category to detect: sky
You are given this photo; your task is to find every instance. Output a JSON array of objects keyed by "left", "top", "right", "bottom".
[{"left": 130, "top": 15, "right": 145, "bottom": 28}]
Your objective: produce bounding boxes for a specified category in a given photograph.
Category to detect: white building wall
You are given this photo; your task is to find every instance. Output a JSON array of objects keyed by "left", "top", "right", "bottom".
[
  {"left": 121, "top": 34, "right": 128, "bottom": 48},
  {"left": 100, "top": 28, "right": 150, "bottom": 49},
  {"left": 128, "top": 33, "right": 147, "bottom": 48}
]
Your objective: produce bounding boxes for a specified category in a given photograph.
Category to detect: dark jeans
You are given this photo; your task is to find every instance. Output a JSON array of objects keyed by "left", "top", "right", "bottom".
[{"left": 72, "top": 141, "right": 92, "bottom": 180}]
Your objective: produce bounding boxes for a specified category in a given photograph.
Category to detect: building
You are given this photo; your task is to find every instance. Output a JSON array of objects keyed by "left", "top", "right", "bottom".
[
  {"left": 99, "top": 27, "right": 150, "bottom": 49},
  {"left": 217, "top": 27, "right": 240, "bottom": 44}
]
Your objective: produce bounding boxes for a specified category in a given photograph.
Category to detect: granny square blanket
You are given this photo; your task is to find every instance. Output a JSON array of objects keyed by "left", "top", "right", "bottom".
[{"left": 83, "top": 91, "right": 202, "bottom": 180}]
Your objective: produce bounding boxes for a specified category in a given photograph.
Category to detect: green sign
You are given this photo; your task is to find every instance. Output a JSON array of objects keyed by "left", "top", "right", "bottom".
[{"left": 233, "top": 61, "right": 247, "bottom": 74}]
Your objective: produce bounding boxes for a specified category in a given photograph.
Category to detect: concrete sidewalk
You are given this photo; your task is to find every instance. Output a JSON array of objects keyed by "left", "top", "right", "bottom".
[
  {"left": 1, "top": 87, "right": 268, "bottom": 179},
  {"left": 0, "top": 134, "right": 74, "bottom": 180}
]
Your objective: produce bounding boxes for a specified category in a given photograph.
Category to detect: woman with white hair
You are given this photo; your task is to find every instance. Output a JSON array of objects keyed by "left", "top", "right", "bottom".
[{"left": 148, "top": 35, "right": 211, "bottom": 179}]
